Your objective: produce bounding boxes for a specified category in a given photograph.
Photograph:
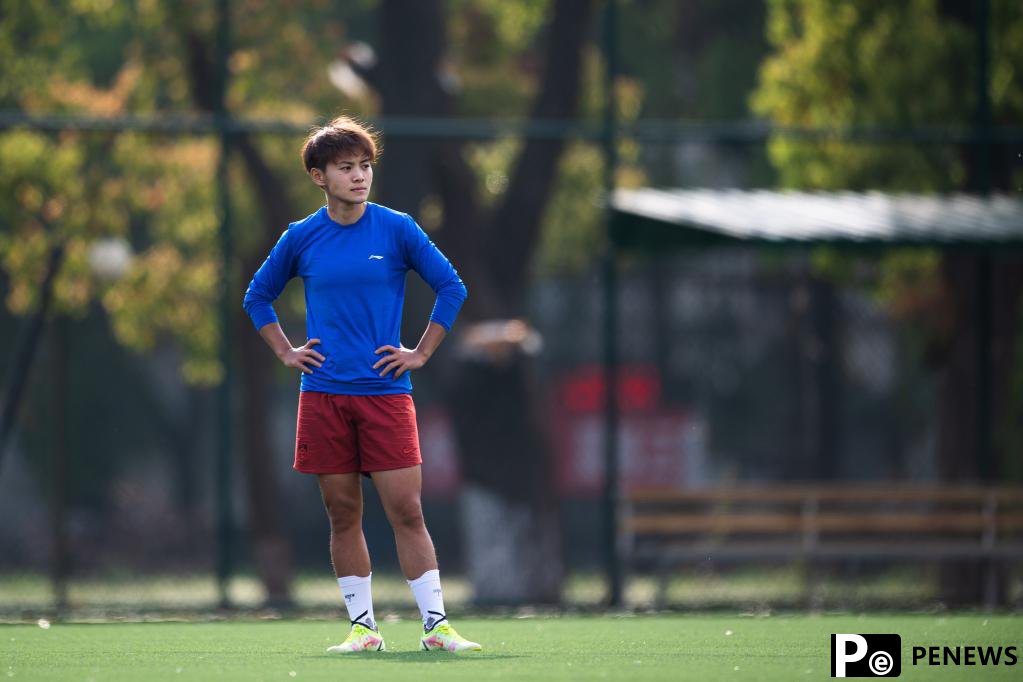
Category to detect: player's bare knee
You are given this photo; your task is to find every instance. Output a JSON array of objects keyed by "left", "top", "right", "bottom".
[
  {"left": 323, "top": 496, "right": 361, "bottom": 531},
  {"left": 389, "top": 498, "right": 425, "bottom": 530}
]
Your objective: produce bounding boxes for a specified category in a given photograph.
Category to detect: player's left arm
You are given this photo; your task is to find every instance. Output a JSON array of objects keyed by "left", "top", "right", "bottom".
[
  {"left": 374, "top": 321, "right": 446, "bottom": 378},
  {"left": 374, "top": 216, "right": 468, "bottom": 379}
]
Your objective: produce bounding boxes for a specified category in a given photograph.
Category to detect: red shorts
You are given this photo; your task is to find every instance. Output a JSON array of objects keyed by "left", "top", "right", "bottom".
[{"left": 294, "top": 392, "right": 422, "bottom": 475}]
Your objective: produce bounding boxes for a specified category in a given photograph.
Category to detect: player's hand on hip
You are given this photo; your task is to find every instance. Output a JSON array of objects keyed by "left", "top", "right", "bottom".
[
  {"left": 373, "top": 344, "right": 426, "bottom": 379},
  {"left": 280, "top": 338, "right": 326, "bottom": 375}
]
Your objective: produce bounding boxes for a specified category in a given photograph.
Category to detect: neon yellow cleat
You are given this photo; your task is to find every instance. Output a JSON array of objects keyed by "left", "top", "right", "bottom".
[
  {"left": 420, "top": 623, "right": 482, "bottom": 653},
  {"left": 326, "top": 623, "right": 386, "bottom": 653}
]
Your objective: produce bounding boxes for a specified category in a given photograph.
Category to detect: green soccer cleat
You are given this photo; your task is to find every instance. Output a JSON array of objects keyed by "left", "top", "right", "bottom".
[
  {"left": 327, "top": 623, "right": 386, "bottom": 653},
  {"left": 420, "top": 622, "right": 482, "bottom": 653}
]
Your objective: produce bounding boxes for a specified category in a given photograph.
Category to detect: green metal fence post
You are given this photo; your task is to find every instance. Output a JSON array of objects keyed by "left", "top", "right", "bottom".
[
  {"left": 215, "top": 0, "right": 236, "bottom": 610},
  {"left": 602, "top": 0, "right": 622, "bottom": 608},
  {"left": 975, "top": 0, "right": 992, "bottom": 481}
]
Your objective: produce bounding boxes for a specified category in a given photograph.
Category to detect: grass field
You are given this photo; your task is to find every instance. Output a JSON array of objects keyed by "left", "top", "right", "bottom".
[
  {"left": 3, "top": 614, "right": 1021, "bottom": 681},
  {"left": 1, "top": 566, "right": 982, "bottom": 616}
]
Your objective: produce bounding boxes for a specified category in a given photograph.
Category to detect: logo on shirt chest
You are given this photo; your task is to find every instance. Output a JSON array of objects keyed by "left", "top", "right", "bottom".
[{"left": 368, "top": 254, "right": 384, "bottom": 260}]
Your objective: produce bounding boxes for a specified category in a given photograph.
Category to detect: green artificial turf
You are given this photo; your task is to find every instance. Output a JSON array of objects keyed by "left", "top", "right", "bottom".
[{"left": 2, "top": 614, "right": 1021, "bottom": 681}]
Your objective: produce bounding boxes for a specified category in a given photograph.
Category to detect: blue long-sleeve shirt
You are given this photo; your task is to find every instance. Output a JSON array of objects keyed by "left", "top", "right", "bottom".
[{"left": 243, "top": 203, "right": 467, "bottom": 395}]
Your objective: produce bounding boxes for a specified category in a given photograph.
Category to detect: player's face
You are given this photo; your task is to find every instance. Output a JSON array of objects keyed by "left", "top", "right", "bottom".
[{"left": 316, "top": 153, "right": 373, "bottom": 204}]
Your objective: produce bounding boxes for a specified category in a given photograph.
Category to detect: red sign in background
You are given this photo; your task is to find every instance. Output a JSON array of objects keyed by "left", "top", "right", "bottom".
[{"left": 416, "top": 365, "right": 706, "bottom": 499}]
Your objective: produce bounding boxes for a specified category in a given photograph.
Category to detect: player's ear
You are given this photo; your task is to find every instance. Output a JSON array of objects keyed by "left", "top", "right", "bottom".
[{"left": 309, "top": 167, "right": 326, "bottom": 188}]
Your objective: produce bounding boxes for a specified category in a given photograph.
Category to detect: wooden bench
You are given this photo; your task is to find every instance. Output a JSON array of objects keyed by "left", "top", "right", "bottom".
[{"left": 623, "top": 485, "right": 1023, "bottom": 607}]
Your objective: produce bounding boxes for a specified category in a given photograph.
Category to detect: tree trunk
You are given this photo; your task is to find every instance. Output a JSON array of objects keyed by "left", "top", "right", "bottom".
[
  {"left": 931, "top": 2, "right": 1022, "bottom": 607},
  {"left": 935, "top": 255, "right": 982, "bottom": 606},
  {"left": 990, "top": 257, "right": 1023, "bottom": 477},
  {"left": 444, "top": 0, "right": 593, "bottom": 605},
  {"left": 178, "top": 20, "right": 296, "bottom": 607},
  {"left": 50, "top": 315, "right": 71, "bottom": 612},
  {"left": 368, "top": 0, "right": 594, "bottom": 603},
  {"left": 934, "top": 253, "right": 1023, "bottom": 607},
  {"left": 374, "top": 0, "right": 446, "bottom": 214},
  {"left": 236, "top": 306, "right": 294, "bottom": 607},
  {"left": 811, "top": 276, "right": 841, "bottom": 479},
  {"left": 234, "top": 136, "right": 299, "bottom": 608},
  {"left": 372, "top": 0, "right": 453, "bottom": 334}
]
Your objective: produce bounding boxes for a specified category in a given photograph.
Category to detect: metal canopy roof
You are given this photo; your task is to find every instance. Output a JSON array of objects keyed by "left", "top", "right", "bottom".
[{"left": 610, "top": 188, "right": 1023, "bottom": 250}]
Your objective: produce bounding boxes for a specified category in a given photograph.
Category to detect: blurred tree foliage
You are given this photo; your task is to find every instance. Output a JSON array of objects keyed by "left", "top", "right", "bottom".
[
  {"left": 0, "top": 0, "right": 677, "bottom": 589},
  {"left": 0, "top": 0, "right": 774, "bottom": 379},
  {"left": 751, "top": 0, "right": 1023, "bottom": 204},
  {"left": 751, "top": 0, "right": 1021, "bottom": 315},
  {"left": 752, "top": 0, "right": 1022, "bottom": 190},
  {"left": 0, "top": 0, "right": 374, "bottom": 384},
  {"left": 751, "top": 0, "right": 1022, "bottom": 318},
  {"left": 0, "top": 0, "right": 382, "bottom": 591},
  {"left": 3, "top": 6, "right": 196, "bottom": 382},
  {"left": 751, "top": 0, "right": 1023, "bottom": 481},
  {"left": 538, "top": 0, "right": 769, "bottom": 272},
  {"left": 0, "top": 0, "right": 566, "bottom": 376},
  {"left": 621, "top": 0, "right": 768, "bottom": 121}
]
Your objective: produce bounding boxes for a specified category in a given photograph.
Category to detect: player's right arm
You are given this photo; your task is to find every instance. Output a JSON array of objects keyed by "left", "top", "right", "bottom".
[{"left": 242, "top": 227, "right": 325, "bottom": 374}]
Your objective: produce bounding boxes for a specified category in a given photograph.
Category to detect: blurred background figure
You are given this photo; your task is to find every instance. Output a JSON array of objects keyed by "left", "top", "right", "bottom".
[{"left": 0, "top": 0, "right": 1021, "bottom": 617}]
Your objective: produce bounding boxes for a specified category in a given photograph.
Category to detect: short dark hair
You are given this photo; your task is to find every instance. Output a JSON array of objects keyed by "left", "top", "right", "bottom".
[{"left": 301, "top": 115, "right": 379, "bottom": 172}]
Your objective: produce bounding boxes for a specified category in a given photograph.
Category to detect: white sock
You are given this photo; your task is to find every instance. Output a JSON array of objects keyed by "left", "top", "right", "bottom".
[
  {"left": 407, "top": 569, "right": 446, "bottom": 632},
  {"left": 337, "top": 574, "right": 376, "bottom": 631}
]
